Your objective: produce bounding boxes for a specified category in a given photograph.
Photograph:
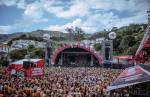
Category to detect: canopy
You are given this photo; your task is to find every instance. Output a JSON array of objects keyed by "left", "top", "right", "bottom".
[
  {"left": 11, "top": 59, "right": 43, "bottom": 65},
  {"left": 107, "top": 64, "right": 150, "bottom": 91}
]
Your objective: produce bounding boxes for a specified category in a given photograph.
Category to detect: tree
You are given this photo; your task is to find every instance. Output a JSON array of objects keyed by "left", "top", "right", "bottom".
[
  {"left": 93, "top": 43, "right": 102, "bottom": 51},
  {"left": 28, "top": 45, "right": 35, "bottom": 52},
  {"left": 113, "top": 34, "right": 122, "bottom": 51},
  {"left": 20, "top": 34, "right": 27, "bottom": 39},
  {"left": 126, "top": 44, "right": 139, "bottom": 55},
  {"left": 9, "top": 49, "right": 27, "bottom": 60},
  {"left": 31, "top": 48, "right": 45, "bottom": 58},
  {"left": 75, "top": 27, "right": 85, "bottom": 41}
]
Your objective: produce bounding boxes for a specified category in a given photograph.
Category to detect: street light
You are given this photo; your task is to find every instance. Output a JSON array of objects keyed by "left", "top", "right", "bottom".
[
  {"left": 109, "top": 32, "right": 117, "bottom": 40},
  {"left": 43, "top": 34, "right": 51, "bottom": 67}
]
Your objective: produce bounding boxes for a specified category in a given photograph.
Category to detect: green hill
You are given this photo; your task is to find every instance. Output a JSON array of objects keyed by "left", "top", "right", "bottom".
[{"left": 90, "top": 24, "right": 147, "bottom": 55}]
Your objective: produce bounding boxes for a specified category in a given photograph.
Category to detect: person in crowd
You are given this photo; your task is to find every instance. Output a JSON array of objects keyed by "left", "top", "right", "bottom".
[{"left": 0, "top": 66, "right": 121, "bottom": 97}]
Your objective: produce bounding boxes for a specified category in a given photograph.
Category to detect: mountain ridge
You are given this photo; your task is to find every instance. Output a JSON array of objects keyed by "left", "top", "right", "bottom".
[{"left": 0, "top": 30, "right": 67, "bottom": 43}]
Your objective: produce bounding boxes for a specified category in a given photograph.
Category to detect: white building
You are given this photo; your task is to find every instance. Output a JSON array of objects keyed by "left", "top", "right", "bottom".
[
  {"left": 81, "top": 37, "right": 104, "bottom": 48},
  {"left": 11, "top": 40, "right": 45, "bottom": 49},
  {"left": 95, "top": 38, "right": 105, "bottom": 44},
  {"left": 0, "top": 44, "right": 10, "bottom": 60},
  {"left": 0, "top": 44, "right": 10, "bottom": 53}
]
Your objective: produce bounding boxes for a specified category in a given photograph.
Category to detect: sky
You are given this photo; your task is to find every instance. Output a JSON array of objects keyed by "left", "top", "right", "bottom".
[{"left": 0, "top": 0, "right": 149, "bottom": 34}]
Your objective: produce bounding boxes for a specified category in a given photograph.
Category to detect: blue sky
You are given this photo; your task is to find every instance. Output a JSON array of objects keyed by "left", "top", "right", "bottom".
[{"left": 0, "top": 0, "right": 149, "bottom": 34}]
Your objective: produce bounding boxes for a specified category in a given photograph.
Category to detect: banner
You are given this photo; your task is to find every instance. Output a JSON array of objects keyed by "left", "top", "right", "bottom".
[{"left": 31, "top": 68, "right": 44, "bottom": 76}]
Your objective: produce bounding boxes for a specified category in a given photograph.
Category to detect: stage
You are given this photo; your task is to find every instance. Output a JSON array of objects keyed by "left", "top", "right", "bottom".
[{"left": 52, "top": 45, "right": 102, "bottom": 66}]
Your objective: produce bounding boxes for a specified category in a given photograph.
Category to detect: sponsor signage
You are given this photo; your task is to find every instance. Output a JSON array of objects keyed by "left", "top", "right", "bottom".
[{"left": 32, "top": 68, "right": 44, "bottom": 76}]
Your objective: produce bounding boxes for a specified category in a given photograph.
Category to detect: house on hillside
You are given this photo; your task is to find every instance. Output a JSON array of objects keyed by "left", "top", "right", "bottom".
[
  {"left": 0, "top": 44, "right": 10, "bottom": 66},
  {"left": 11, "top": 40, "right": 45, "bottom": 49},
  {"left": 0, "top": 44, "right": 10, "bottom": 53}
]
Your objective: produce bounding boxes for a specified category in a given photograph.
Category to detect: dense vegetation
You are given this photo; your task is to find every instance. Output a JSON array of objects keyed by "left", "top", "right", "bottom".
[
  {"left": 94, "top": 43, "right": 102, "bottom": 51},
  {"left": 91, "top": 24, "right": 147, "bottom": 55},
  {"left": 113, "top": 24, "right": 147, "bottom": 55},
  {"left": 9, "top": 49, "right": 27, "bottom": 60},
  {"left": 9, "top": 46, "right": 45, "bottom": 61}
]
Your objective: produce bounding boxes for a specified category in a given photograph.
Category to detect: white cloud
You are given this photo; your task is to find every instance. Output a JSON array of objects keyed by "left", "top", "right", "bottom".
[
  {"left": 0, "top": 0, "right": 47, "bottom": 26},
  {"left": 114, "top": 11, "right": 148, "bottom": 28},
  {"left": 57, "top": 2, "right": 89, "bottom": 18},
  {"left": 82, "top": 10, "right": 148, "bottom": 32},
  {"left": 42, "top": 0, "right": 149, "bottom": 19},
  {"left": 17, "top": 0, "right": 26, "bottom": 9},
  {"left": 23, "top": 1, "right": 48, "bottom": 24},
  {"left": 40, "top": 0, "right": 149, "bottom": 21},
  {"left": 83, "top": 12, "right": 119, "bottom": 31},
  {"left": 43, "top": 0, "right": 64, "bottom": 16},
  {"left": 0, "top": 0, "right": 26, "bottom": 9},
  {"left": 44, "top": 18, "right": 98, "bottom": 33},
  {"left": 86, "top": 0, "right": 149, "bottom": 13},
  {"left": 0, "top": 25, "right": 13, "bottom": 34},
  {"left": 0, "top": 0, "right": 149, "bottom": 33},
  {"left": 44, "top": 7, "right": 148, "bottom": 33},
  {"left": 45, "top": 18, "right": 82, "bottom": 31},
  {"left": 23, "top": 0, "right": 149, "bottom": 33},
  {"left": 43, "top": 0, "right": 90, "bottom": 18},
  {"left": 86, "top": 0, "right": 111, "bottom": 10}
]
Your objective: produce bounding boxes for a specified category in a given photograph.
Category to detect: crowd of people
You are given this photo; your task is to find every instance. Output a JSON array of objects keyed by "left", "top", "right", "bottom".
[{"left": 0, "top": 66, "right": 121, "bottom": 97}]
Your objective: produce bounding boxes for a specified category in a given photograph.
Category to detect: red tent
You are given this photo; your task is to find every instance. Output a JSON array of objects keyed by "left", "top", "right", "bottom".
[
  {"left": 9, "top": 59, "right": 45, "bottom": 77},
  {"left": 107, "top": 64, "right": 150, "bottom": 91}
]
